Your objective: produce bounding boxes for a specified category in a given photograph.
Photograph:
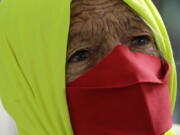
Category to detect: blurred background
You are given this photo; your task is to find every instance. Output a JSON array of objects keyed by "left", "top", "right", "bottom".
[{"left": 153, "top": 0, "right": 180, "bottom": 124}]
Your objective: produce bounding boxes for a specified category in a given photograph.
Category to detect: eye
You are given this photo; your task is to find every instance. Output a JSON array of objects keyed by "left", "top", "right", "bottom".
[
  {"left": 130, "top": 35, "right": 151, "bottom": 46},
  {"left": 68, "top": 49, "right": 90, "bottom": 63}
]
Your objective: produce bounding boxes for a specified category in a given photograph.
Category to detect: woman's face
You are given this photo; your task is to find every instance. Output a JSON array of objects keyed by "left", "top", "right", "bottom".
[{"left": 66, "top": 0, "right": 160, "bottom": 83}]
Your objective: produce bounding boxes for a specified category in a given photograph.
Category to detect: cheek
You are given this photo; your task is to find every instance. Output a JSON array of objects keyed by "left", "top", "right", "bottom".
[
  {"left": 144, "top": 47, "right": 160, "bottom": 56},
  {"left": 66, "top": 43, "right": 111, "bottom": 83},
  {"left": 66, "top": 46, "right": 112, "bottom": 83},
  {"left": 66, "top": 62, "right": 89, "bottom": 83},
  {"left": 66, "top": 58, "right": 99, "bottom": 83},
  {"left": 129, "top": 43, "right": 160, "bottom": 56}
]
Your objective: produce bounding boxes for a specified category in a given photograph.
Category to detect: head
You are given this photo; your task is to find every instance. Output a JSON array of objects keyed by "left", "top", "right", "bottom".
[{"left": 66, "top": 0, "right": 161, "bottom": 83}]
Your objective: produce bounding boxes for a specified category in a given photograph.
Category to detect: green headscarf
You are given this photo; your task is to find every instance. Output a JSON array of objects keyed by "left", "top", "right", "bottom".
[{"left": 0, "top": 0, "right": 177, "bottom": 135}]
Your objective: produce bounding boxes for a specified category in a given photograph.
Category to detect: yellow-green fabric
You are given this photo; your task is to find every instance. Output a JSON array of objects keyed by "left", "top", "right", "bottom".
[
  {"left": 0, "top": 0, "right": 177, "bottom": 135},
  {"left": 0, "top": 0, "right": 73, "bottom": 134},
  {"left": 165, "top": 129, "right": 177, "bottom": 135}
]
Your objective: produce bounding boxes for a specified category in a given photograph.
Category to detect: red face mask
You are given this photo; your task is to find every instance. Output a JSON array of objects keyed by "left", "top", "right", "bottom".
[{"left": 66, "top": 45, "right": 172, "bottom": 135}]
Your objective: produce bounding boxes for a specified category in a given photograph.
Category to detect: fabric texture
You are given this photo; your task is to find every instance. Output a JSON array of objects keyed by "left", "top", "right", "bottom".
[
  {"left": 67, "top": 45, "right": 173, "bottom": 135},
  {"left": 0, "top": 0, "right": 177, "bottom": 135},
  {"left": 0, "top": 0, "right": 73, "bottom": 134}
]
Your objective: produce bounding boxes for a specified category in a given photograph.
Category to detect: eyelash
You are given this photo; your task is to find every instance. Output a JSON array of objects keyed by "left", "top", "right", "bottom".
[
  {"left": 130, "top": 35, "right": 151, "bottom": 46},
  {"left": 68, "top": 35, "right": 152, "bottom": 63},
  {"left": 68, "top": 49, "right": 90, "bottom": 63}
]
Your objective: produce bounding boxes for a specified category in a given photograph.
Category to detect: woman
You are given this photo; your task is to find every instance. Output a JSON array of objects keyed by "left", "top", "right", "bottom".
[{"left": 0, "top": 0, "right": 177, "bottom": 135}]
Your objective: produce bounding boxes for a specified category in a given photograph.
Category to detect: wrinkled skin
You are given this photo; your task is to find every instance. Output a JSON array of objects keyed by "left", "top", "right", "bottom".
[{"left": 66, "top": 0, "right": 160, "bottom": 83}]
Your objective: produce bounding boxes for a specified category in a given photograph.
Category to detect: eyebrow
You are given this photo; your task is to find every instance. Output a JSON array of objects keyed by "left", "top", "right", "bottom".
[
  {"left": 68, "top": 21, "right": 153, "bottom": 48},
  {"left": 127, "top": 26, "right": 152, "bottom": 34}
]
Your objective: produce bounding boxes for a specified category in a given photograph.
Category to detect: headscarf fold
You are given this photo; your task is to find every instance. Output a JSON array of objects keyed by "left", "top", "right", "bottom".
[{"left": 0, "top": 0, "right": 73, "bottom": 134}]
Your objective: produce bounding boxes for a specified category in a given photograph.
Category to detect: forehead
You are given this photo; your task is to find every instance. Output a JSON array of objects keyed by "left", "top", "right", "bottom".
[
  {"left": 69, "top": 0, "right": 153, "bottom": 45},
  {"left": 71, "top": 0, "right": 125, "bottom": 16}
]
